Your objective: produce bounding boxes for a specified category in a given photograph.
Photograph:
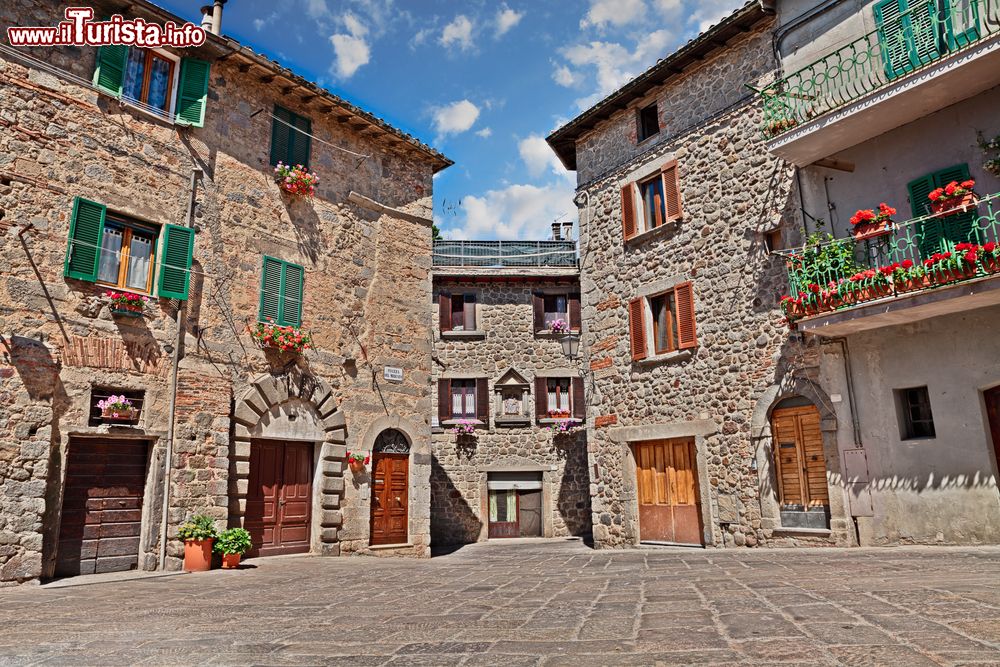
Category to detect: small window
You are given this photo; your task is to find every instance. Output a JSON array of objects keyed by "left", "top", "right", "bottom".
[
  {"left": 637, "top": 102, "right": 659, "bottom": 142},
  {"left": 764, "top": 228, "right": 784, "bottom": 252},
  {"left": 450, "top": 293, "right": 476, "bottom": 331},
  {"left": 649, "top": 292, "right": 678, "bottom": 354},
  {"left": 451, "top": 379, "right": 478, "bottom": 419},
  {"left": 97, "top": 216, "right": 159, "bottom": 293},
  {"left": 639, "top": 176, "right": 666, "bottom": 231},
  {"left": 543, "top": 294, "right": 568, "bottom": 329},
  {"left": 628, "top": 282, "right": 697, "bottom": 360},
  {"left": 259, "top": 256, "right": 304, "bottom": 327},
  {"left": 546, "top": 378, "right": 571, "bottom": 414},
  {"left": 270, "top": 105, "right": 312, "bottom": 168},
  {"left": 122, "top": 48, "right": 176, "bottom": 112},
  {"left": 897, "top": 386, "right": 936, "bottom": 439},
  {"left": 88, "top": 387, "right": 145, "bottom": 427}
]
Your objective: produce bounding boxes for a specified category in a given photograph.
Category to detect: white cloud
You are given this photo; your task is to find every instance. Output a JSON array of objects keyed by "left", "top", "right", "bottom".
[
  {"left": 440, "top": 15, "right": 474, "bottom": 51},
  {"left": 559, "top": 29, "right": 673, "bottom": 109},
  {"left": 518, "top": 135, "right": 567, "bottom": 179},
  {"left": 329, "top": 13, "right": 371, "bottom": 79},
  {"left": 341, "top": 12, "right": 368, "bottom": 37},
  {"left": 410, "top": 26, "right": 434, "bottom": 49},
  {"left": 580, "top": 0, "right": 646, "bottom": 29},
  {"left": 253, "top": 18, "right": 265, "bottom": 31},
  {"left": 685, "top": 0, "right": 743, "bottom": 31},
  {"left": 305, "top": 0, "right": 331, "bottom": 20},
  {"left": 475, "top": 127, "right": 493, "bottom": 138},
  {"left": 552, "top": 64, "right": 579, "bottom": 87},
  {"left": 432, "top": 99, "right": 480, "bottom": 137},
  {"left": 443, "top": 182, "right": 577, "bottom": 240},
  {"left": 494, "top": 4, "right": 524, "bottom": 37}
]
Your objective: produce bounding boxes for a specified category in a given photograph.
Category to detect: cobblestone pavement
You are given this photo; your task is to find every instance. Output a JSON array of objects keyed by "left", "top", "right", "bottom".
[{"left": 3, "top": 539, "right": 1000, "bottom": 666}]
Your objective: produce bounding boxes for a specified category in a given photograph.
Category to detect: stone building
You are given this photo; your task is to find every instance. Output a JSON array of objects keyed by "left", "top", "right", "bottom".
[
  {"left": 429, "top": 237, "right": 592, "bottom": 545},
  {"left": 547, "top": 2, "right": 857, "bottom": 550},
  {"left": 754, "top": 0, "right": 1000, "bottom": 545},
  {"left": 0, "top": 0, "right": 449, "bottom": 585}
]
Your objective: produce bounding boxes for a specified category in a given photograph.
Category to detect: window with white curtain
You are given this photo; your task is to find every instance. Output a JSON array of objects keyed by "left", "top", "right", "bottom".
[{"left": 96, "top": 217, "right": 159, "bottom": 293}]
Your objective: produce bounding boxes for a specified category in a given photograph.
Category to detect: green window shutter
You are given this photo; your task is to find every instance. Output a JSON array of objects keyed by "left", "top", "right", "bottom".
[
  {"left": 289, "top": 115, "right": 312, "bottom": 168},
  {"left": 176, "top": 58, "right": 211, "bottom": 127},
  {"left": 280, "top": 263, "right": 304, "bottom": 327},
  {"left": 932, "top": 163, "right": 971, "bottom": 188},
  {"left": 93, "top": 44, "right": 127, "bottom": 96},
  {"left": 270, "top": 106, "right": 293, "bottom": 166},
  {"left": 933, "top": 164, "right": 977, "bottom": 248},
  {"left": 907, "top": 172, "right": 936, "bottom": 218},
  {"left": 946, "top": 0, "right": 980, "bottom": 49},
  {"left": 259, "top": 256, "right": 282, "bottom": 322},
  {"left": 907, "top": 172, "right": 941, "bottom": 259},
  {"left": 875, "top": 0, "right": 915, "bottom": 80},
  {"left": 158, "top": 224, "right": 194, "bottom": 300},
  {"left": 64, "top": 197, "right": 107, "bottom": 281},
  {"left": 909, "top": 1, "right": 944, "bottom": 66}
]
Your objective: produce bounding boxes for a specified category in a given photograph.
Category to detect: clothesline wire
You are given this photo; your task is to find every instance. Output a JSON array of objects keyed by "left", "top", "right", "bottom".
[{"left": 258, "top": 109, "right": 372, "bottom": 163}]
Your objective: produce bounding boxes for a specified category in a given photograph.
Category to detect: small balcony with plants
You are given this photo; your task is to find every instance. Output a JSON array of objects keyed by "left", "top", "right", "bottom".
[
  {"left": 778, "top": 190, "right": 1000, "bottom": 336},
  {"left": 755, "top": 0, "right": 1000, "bottom": 165}
]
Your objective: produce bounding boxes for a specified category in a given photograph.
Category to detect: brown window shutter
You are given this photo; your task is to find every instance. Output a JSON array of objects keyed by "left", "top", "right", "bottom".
[
  {"left": 438, "top": 379, "right": 451, "bottom": 422},
  {"left": 674, "top": 281, "right": 698, "bottom": 349},
  {"left": 532, "top": 292, "right": 544, "bottom": 332},
  {"left": 439, "top": 292, "right": 452, "bottom": 332},
  {"left": 628, "top": 297, "right": 647, "bottom": 361},
  {"left": 572, "top": 377, "right": 585, "bottom": 421},
  {"left": 569, "top": 292, "right": 581, "bottom": 330},
  {"left": 661, "top": 160, "right": 682, "bottom": 221},
  {"left": 464, "top": 293, "right": 476, "bottom": 330},
  {"left": 535, "top": 377, "right": 547, "bottom": 419},
  {"left": 621, "top": 184, "right": 636, "bottom": 241},
  {"left": 476, "top": 378, "right": 489, "bottom": 422}
]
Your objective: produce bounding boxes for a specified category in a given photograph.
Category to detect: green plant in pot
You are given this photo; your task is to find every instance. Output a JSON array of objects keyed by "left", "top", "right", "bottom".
[
  {"left": 178, "top": 514, "right": 218, "bottom": 572},
  {"left": 214, "top": 528, "right": 252, "bottom": 569}
]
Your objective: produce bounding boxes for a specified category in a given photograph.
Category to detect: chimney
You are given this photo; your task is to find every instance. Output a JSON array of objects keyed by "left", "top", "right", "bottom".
[
  {"left": 199, "top": 5, "right": 213, "bottom": 31},
  {"left": 200, "top": 0, "right": 227, "bottom": 35},
  {"left": 551, "top": 222, "right": 562, "bottom": 241},
  {"left": 561, "top": 221, "right": 574, "bottom": 241}
]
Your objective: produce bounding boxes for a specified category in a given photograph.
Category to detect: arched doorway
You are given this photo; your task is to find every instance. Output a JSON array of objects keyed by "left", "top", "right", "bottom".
[
  {"left": 770, "top": 396, "right": 830, "bottom": 529},
  {"left": 369, "top": 429, "right": 410, "bottom": 546}
]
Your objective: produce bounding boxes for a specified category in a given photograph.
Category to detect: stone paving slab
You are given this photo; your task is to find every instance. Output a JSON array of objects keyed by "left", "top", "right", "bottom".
[{"left": 1, "top": 540, "right": 1000, "bottom": 665}]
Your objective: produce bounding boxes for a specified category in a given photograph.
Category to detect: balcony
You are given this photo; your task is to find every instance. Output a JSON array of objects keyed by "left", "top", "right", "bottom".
[
  {"left": 432, "top": 240, "right": 578, "bottom": 269},
  {"left": 778, "top": 192, "right": 1000, "bottom": 336},
  {"left": 757, "top": 0, "right": 1000, "bottom": 165}
]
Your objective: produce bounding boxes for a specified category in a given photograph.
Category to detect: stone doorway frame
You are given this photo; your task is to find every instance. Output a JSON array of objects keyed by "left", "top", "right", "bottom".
[
  {"left": 358, "top": 416, "right": 426, "bottom": 551},
  {"left": 232, "top": 370, "right": 347, "bottom": 556}
]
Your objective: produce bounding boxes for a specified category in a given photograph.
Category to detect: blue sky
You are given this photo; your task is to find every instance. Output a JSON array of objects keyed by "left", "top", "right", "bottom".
[{"left": 156, "top": 0, "right": 745, "bottom": 239}]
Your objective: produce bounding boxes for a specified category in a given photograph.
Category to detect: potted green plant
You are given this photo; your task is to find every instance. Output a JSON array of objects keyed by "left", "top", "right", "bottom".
[
  {"left": 345, "top": 451, "right": 369, "bottom": 474},
  {"left": 214, "top": 527, "right": 252, "bottom": 569},
  {"left": 178, "top": 514, "right": 218, "bottom": 572},
  {"left": 98, "top": 395, "right": 139, "bottom": 422}
]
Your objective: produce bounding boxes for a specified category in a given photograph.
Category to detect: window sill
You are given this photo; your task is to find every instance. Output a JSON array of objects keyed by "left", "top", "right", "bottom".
[
  {"left": 441, "top": 330, "right": 486, "bottom": 340},
  {"left": 636, "top": 349, "right": 692, "bottom": 367},
  {"left": 441, "top": 419, "right": 485, "bottom": 427},
  {"left": 534, "top": 329, "right": 580, "bottom": 338},
  {"left": 625, "top": 219, "right": 681, "bottom": 246},
  {"left": 538, "top": 418, "right": 582, "bottom": 425},
  {"left": 495, "top": 417, "right": 531, "bottom": 427},
  {"left": 100, "top": 90, "right": 177, "bottom": 126}
]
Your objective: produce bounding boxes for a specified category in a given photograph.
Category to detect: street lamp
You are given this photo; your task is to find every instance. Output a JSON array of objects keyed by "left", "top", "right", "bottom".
[{"left": 560, "top": 333, "right": 580, "bottom": 360}]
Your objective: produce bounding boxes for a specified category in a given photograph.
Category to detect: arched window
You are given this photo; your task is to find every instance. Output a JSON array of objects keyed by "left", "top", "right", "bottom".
[{"left": 374, "top": 428, "right": 410, "bottom": 454}]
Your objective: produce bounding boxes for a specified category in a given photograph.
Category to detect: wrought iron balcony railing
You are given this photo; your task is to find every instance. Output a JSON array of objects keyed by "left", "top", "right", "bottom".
[
  {"left": 757, "top": 0, "right": 1000, "bottom": 139},
  {"left": 777, "top": 191, "right": 1000, "bottom": 320},
  {"left": 432, "top": 240, "right": 578, "bottom": 268}
]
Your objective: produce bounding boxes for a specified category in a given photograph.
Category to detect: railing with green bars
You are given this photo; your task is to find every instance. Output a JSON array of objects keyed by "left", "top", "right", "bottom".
[
  {"left": 777, "top": 191, "right": 1000, "bottom": 319},
  {"left": 757, "top": 0, "right": 1000, "bottom": 139}
]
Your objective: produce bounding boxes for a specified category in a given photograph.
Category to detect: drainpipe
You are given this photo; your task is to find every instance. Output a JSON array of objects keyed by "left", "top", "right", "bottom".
[
  {"left": 159, "top": 166, "right": 202, "bottom": 571},
  {"left": 822, "top": 336, "right": 864, "bottom": 546}
]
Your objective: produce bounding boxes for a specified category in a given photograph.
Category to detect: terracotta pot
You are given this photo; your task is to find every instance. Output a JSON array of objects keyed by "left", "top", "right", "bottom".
[
  {"left": 221, "top": 553, "right": 241, "bottom": 569},
  {"left": 101, "top": 407, "right": 138, "bottom": 422},
  {"left": 931, "top": 193, "right": 977, "bottom": 218},
  {"left": 896, "top": 276, "right": 929, "bottom": 293},
  {"left": 984, "top": 258, "right": 1000, "bottom": 274},
  {"left": 183, "top": 538, "right": 213, "bottom": 572},
  {"left": 850, "top": 219, "right": 894, "bottom": 242},
  {"left": 348, "top": 459, "right": 364, "bottom": 474}
]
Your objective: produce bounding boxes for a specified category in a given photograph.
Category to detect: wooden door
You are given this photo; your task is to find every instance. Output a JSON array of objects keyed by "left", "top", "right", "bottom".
[
  {"left": 246, "top": 440, "right": 313, "bottom": 557},
  {"left": 985, "top": 387, "right": 1000, "bottom": 476},
  {"left": 56, "top": 438, "right": 148, "bottom": 576},
  {"left": 488, "top": 489, "right": 519, "bottom": 538},
  {"left": 370, "top": 453, "right": 409, "bottom": 545},
  {"left": 633, "top": 438, "right": 703, "bottom": 545},
  {"left": 771, "top": 406, "right": 829, "bottom": 509},
  {"left": 518, "top": 490, "right": 542, "bottom": 537}
]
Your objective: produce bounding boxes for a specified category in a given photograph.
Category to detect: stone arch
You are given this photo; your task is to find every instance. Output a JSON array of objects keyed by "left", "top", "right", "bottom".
[{"left": 231, "top": 368, "right": 347, "bottom": 556}]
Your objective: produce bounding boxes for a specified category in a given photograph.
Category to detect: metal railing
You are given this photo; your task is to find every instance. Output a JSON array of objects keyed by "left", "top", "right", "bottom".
[
  {"left": 778, "top": 191, "right": 1000, "bottom": 316},
  {"left": 757, "top": 0, "right": 1000, "bottom": 139},
  {"left": 432, "top": 240, "right": 578, "bottom": 268}
]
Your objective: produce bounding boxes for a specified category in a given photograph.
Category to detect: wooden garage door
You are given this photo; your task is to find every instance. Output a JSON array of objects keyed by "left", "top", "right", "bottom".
[
  {"left": 246, "top": 441, "right": 313, "bottom": 557},
  {"left": 633, "top": 438, "right": 703, "bottom": 545},
  {"left": 771, "top": 405, "right": 829, "bottom": 509},
  {"left": 56, "top": 438, "right": 148, "bottom": 577}
]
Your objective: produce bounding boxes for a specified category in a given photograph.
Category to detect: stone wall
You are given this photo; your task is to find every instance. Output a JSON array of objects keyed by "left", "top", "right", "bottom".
[
  {"left": 430, "top": 276, "right": 592, "bottom": 545},
  {"left": 0, "top": 0, "right": 438, "bottom": 583},
  {"left": 574, "top": 25, "right": 847, "bottom": 550}
]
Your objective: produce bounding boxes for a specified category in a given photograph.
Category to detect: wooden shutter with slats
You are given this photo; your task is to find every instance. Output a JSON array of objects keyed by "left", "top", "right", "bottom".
[
  {"left": 464, "top": 293, "right": 476, "bottom": 331},
  {"left": 438, "top": 379, "right": 451, "bottom": 423},
  {"left": 176, "top": 58, "right": 210, "bottom": 127},
  {"left": 572, "top": 377, "right": 585, "bottom": 421},
  {"left": 270, "top": 106, "right": 293, "bottom": 166},
  {"left": 569, "top": 293, "right": 581, "bottom": 330},
  {"left": 674, "top": 282, "right": 697, "bottom": 350},
  {"left": 290, "top": 114, "right": 312, "bottom": 168},
  {"left": 628, "top": 298, "right": 647, "bottom": 361},
  {"left": 64, "top": 197, "right": 107, "bottom": 282},
  {"left": 259, "top": 256, "right": 282, "bottom": 322},
  {"left": 662, "top": 160, "right": 683, "bottom": 221},
  {"left": 934, "top": 164, "right": 977, "bottom": 249},
  {"left": 439, "top": 292, "right": 452, "bottom": 332},
  {"left": 93, "top": 45, "right": 127, "bottom": 96},
  {"left": 621, "top": 183, "right": 636, "bottom": 241},
  {"left": 157, "top": 224, "right": 194, "bottom": 300},
  {"left": 532, "top": 292, "right": 544, "bottom": 332},
  {"left": 534, "top": 377, "right": 547, "bottom": 419},
  {"left": 280, "top": 262, "right": 304, "bottom": 327},
  {"left": 476, "top": 378, "right": 489, "bottom": 423}
]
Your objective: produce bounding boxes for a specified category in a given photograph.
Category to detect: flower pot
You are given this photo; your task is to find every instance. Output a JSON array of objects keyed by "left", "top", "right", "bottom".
[
  {"left": 896, "top": 275, "right": 929, "bottom": 293},
  {"left": 984, "top": 258, "right": 1000, "bottom": 274},
  {"left": 931, "top": 193, "right": 978, "bottom": 218},
  {"left": 110, "top": 306, "right": 143, "bottom": 317},
  {"left": 183, "top": 538, "right": 214, "bottom": 572},
  {"left": 348, "top": 459, "right": 364, "bottom": 474},
  {"left": 851, "top": 219, "right": 894, "bottom": 242},
  {"left": 101, "top": 407, "right": 138, "bottom": 422},
  {"left": 221, "top": 553, "right": 241, "bottom": 569}
]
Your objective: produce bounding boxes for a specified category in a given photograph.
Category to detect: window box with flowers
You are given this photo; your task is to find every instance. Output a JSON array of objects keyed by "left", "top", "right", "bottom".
[
  {"left": 549, "top": 318, "right": 570, "bottom": 335},
  {"left": 450, "top": 419, "right": 478, "bottom": 441},
  {"left": 98, "top": 395, "right": 140, "bottom": 422},
  {"left": 273, "top": 162, "right": 319, "bottom": 197},
  {"left": 922, "top": 251, "right": 976, "bottom": 285},
  {"left": 850, "top": 203, "right": 896, "bottom": 242},
  {"left": 249, "top": 320, "right": 312, "bottom": 354},
  {"left": 548, "top": 419, "right": 578, "bottom": 436},
  {"left": 346, "top": 451, "right": 370, "bottom": 474},
  {"left": 929, "top": 180, "right": 977, "bottom": 218},
  {"left": 836, "top": 268, "right": 892, "bottom": 305},
  {"left": 979, "top": 242, "right": 1000, "bottom": 273},
  {"left": 106, "top": 290, "right": 150, "bottom": 317}
]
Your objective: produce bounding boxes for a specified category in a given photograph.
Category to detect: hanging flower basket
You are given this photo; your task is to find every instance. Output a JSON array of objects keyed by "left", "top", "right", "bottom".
[
  {"left": 106, "top": 290, "right": 150, "bottom": 317},
  {"left": 929, "top": 181, "right": 977, "bottom": 218},
  {"left": 346, "top": 451, "right": 369, "bottom": 474},
  {"left": 850, "top": 203, "right": 896, "bottom": 242},
  {"left": 248, "top": 320, "right": 312, "bottom": 354},
  {"left": 451, "top": 420, "right": 477, "bottom": 436},
  {"left": 548, "top": 419, "right": 577, "bottom": 435},
  {"left": 273, "top": 162, "right": 319, "bottom": 196},
  {"left": 98, "top": 395, "right": 139, "bottom": 422}
]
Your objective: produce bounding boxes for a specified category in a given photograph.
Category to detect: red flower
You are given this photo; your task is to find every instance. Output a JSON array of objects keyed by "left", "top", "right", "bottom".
[
  {"left": 928, "top": 188, "right": 943, "bottom": 202},
  {"left": 901, "top": 259, "right": 914, "bottom": 269},
  {"left": 961, "top": 180, "right": 975, "bottom": 190},
  {"left": 983, "top": 242, "right": 997, "bottom": 253},
  {"left": 964, "top": 250, "right": 978, "bottom": 264},
  {"left": 944, "top": 182, "right": 957, "bottom": 196},
  {"left": 808, "top": 283, "right": 820, "bottom": 293}
]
